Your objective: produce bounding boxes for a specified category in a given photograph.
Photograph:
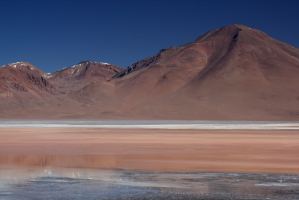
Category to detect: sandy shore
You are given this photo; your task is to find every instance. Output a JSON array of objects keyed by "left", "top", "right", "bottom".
[{"left": 0, "top": 127, "right": 298, "bottom": 174}]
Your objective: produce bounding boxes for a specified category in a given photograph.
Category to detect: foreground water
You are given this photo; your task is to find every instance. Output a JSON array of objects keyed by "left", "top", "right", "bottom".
[{"left": 1, "top": 168, "right": 299, "bottom": 200}]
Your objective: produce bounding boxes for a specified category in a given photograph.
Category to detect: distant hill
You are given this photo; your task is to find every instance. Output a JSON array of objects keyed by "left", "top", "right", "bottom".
[
  {"left": 48, "top": 61, "right": 124, "bottom": 92},
  {"left": 0, "top": 62, "right": 58, "bottom": 100}
]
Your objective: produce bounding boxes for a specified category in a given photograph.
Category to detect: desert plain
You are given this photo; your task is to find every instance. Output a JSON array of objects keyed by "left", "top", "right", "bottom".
[{"left": 1, "top": 120, "right": 299, "bottom": 174}]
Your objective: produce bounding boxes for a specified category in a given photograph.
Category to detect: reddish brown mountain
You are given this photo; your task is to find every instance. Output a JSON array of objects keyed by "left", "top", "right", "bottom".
[
  {"left": 0, "top": 62, "right": 58, "bottom": 100},
  {"left": 48, "top": 61, "right": 124, "bottom": 92},
  {"left": 107, "top": 24, "right": 299, "bottom": 120},
  {"left": 1, "top": 24, "right": 299, "bottom": 120}
]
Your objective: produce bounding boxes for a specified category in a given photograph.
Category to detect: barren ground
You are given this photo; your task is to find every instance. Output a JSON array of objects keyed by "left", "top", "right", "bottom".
[{"left": 1, "top": 127, "right": 298, "bottom": 174}]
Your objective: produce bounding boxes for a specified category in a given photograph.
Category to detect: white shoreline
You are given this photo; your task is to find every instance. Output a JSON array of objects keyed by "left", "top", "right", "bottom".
[{"left": 0, "top": 120, "right": 298, "bottom": 130}]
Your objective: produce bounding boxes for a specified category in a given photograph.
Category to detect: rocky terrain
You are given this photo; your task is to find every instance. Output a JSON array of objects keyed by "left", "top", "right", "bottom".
[
  {"left": 48, "top": 61, "right": 124, "bottom": 92},
  {"left": 1, "top": 24, "right": 299, "bottom": 120},
  {"left": 0, "top": 62, "right": 58, "bottom": 100}
]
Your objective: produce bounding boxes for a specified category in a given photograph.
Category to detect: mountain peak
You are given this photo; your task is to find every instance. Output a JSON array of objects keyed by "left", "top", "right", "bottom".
[
  {"left": 77, "top": 61, "right": 111, "bottom": 66},
  {"left": 1, "top": 62, "right": 46, "bottom": 77},
  {"left": 229, "top": 24, "right": 251, "bottom": 29},
  {"left": 77, "top": 61, "right": 95, "bottom": 66},
  {"left": 3, "top": 61, "right": 34, "bottom": 69},
  {"left": 49, "top": 61, "right": 124, "bottom": 92}
]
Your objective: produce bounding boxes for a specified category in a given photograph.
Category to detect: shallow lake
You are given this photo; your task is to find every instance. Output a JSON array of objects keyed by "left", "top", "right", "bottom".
[{"left": 1, "top": 168, "right": 299, "bottom": 200}]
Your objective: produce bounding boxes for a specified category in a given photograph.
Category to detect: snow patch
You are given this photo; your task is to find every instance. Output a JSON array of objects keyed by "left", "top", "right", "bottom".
[
  {"left": 74, "top": 69, "right": 81, "bottom": 76},
  {"left": 57, "top": 67, "right": 68, "bottom": 72},
  {"left": 44, "top": 73, "right": 53, "bottom": 78},
  {"left": 5, "top": 62, "right": 33, "bottom": 69}
]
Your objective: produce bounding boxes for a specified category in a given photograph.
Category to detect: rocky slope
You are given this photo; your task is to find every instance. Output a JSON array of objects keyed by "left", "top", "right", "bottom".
[
  {"left": 0, "top": 62, "right": 58, "bottom": 100},
  {"left": 47, "top": 61, "right": 124, "bottom": 92}
]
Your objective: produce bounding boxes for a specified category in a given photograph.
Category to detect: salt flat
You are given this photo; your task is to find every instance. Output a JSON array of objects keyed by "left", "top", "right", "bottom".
[{"left": 0, "top": 120, "right": 299, "bottom": 130}]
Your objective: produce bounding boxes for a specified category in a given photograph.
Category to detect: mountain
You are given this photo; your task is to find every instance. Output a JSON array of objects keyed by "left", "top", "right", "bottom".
[
  {"left": 47, "top": 61, "right": 124, "bottom": 92},
  {"left": 1, "top": 24, "right": 299, "bottom": 120},
  {"left": 0, "top": 61, "right": 124, "bottom": 119},
  {"left": 0, "top": 62, "right": 58, "bottom": 100},
  {"left": 108, "top": 24, "right": 299, "bottom": 120}
]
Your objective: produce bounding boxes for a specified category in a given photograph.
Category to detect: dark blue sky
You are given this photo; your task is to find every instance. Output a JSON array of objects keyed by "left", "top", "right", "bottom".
[{"left": 1, "top": 0, "right": 298, "bottom": 73}]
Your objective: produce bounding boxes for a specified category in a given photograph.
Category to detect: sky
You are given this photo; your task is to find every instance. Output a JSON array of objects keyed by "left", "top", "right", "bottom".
[{"left": 0, "top": 0, "right": 299, "bottom": 73}]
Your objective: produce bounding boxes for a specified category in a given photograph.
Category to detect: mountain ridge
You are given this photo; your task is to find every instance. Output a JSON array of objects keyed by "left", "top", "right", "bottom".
[{"left": 1, "top": 24, "right": 299, "bottom": 120}]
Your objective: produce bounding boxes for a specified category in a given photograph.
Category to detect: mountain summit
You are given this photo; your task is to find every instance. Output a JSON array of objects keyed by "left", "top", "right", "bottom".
[
  {"left": 0, "top": 62, "right": 58, "bottom": 100},
  {"left": 48, "top": 61, "right": 124, "bottom": 92},
  {"left": 1, "top": 24, "right": 299, "bottom": 120}
]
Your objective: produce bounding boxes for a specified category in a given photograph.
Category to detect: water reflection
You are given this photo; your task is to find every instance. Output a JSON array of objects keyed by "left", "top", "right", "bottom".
[{"left": 1, "top": 167, "right": 299, "bottom": 200}]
